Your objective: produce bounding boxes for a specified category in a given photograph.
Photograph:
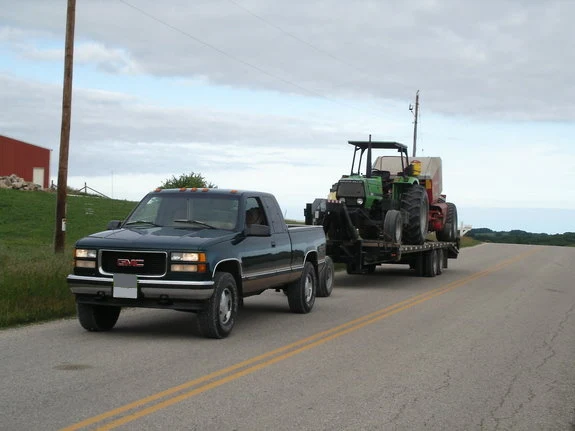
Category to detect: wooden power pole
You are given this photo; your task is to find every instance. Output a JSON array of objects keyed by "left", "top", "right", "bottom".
[
  {"left": 54, "top": 0, "right": 76, "bottom": 253},
  {"left": 411, "top": 90, "right": 420, "bottom": 158}
]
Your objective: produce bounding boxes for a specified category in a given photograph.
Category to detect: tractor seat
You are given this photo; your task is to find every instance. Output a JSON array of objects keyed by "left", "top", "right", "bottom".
[{"left": 372, "top": 169, "right": 391, "bottom": 180}]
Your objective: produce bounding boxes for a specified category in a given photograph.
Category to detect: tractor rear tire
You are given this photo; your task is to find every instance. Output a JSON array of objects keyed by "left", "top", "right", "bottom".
[
  {"left": 401, "top": 185, "right": 429, "bottom": 245},
  {"left": 437, "top": 202, "right": 458, "bottom": 242},
  {"left": 383, "top": 210, "right": 402, "bottom": 243}
]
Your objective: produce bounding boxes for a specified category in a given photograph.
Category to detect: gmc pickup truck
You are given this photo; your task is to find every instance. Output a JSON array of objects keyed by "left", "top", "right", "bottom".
[{"left": 67, "top": 188, "right": 334, "bottom": 338}]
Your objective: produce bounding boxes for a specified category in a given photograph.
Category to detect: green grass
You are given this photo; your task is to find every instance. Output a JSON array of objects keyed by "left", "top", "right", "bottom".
[{"left": 0, "top": 189, "right": 137, "bottom": 328}]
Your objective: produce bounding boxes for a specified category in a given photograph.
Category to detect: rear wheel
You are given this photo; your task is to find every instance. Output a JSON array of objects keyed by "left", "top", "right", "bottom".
[
  {"left": 287, "top": 262, "right": 316, "bottom": 313},
  {"left": 435, "top": 249, "right": 443, "bottom": 275},
  {"left": 383, "top": 210, "right": 402, "bottom": 243},
  {"left": 197, "top": 272, "right": 238, "bottom": 339},
  {"left": 77, "top": 303, "right": 121, "bottom": 331},
  {"left": 401, "top": 185, "right": 429, "bottom": 245},
  {"left": 423, "top": 250, "right": 437, "bottom": 277},
  {"left": 437, "top": 202, "right": 458, "bottom": 242},
  {"left": 317, "top": 256, "right": 334, "bottom": 297}
]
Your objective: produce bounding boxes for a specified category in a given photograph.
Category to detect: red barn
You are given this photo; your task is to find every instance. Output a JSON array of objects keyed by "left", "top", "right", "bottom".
[{"left": 0, "top": 135, "right": 51, "bottom": 188}]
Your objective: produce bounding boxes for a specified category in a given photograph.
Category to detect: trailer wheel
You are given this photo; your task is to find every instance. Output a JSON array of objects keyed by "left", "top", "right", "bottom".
[
  {"left": 383, "top": 210, "right": 402, "bottom": 243},
  {"left": 287, "top": 262, "right": 316, "bottom": 313},
  {"left": 197, "top": 272, "right": 238, "bottom": 339},
  {"left": 412, "top": 254, "right": 424, "bottom": 277},
  {"left": 401, "top": 185, "right": 429, "bottom": 245},
  {"left": 437, "top": 203, "right": 458, "bottom": 242},
  {"left": 317, "top": 256, "right": 334, "bottom": 297},
  {"left": 365, "top": 264, "right": 377, "bottom": 274},
  {"left": 435, "top": 249, "right": 443, "bottom": 275},
  {"left": 423, "top": 250, "right": 437, "bottom": 277},
  {"left": 77, "top": 303, "right": 121, "bottom": 332}
]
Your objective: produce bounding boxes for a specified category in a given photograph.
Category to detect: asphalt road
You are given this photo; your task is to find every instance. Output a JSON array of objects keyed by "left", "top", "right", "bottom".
[{"left": 2, "top": 243, "right": 574, "bottom": 431}]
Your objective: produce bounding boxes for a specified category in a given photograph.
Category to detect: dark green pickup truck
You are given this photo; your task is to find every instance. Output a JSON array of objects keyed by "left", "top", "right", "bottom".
[{"left": 67, "top": 188, "right": 333, "bottom": 338}]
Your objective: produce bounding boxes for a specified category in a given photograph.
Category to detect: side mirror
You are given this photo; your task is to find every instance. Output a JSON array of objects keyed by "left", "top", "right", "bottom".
[
  {"left": 245, "top": 224, "right": 271, "bottom": 237},
  {"left": 107, "top": 220, "right": 123, "bottom": 230}
]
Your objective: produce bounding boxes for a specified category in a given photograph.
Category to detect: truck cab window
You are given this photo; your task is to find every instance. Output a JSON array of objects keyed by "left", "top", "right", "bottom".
[{"left": 245, "top": 197, "right": 267, "bottom": 226}]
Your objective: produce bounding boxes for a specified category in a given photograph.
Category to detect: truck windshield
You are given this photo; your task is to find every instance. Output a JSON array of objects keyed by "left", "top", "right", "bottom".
[{"left": 125, "top": 194, "right": 240, "bottom": 230}]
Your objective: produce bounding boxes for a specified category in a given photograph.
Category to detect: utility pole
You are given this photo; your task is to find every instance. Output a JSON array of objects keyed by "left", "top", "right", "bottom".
[
  {"left": 54, "top": 0, "right": 76, "bottom": 253},
  {"left": 410, "top": 90, "right": 420, "bottom": 158}
]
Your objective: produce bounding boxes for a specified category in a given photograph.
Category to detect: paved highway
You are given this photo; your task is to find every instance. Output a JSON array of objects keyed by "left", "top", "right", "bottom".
[{"left": 2, "top": 243, "right": 574, "bottom": 430}]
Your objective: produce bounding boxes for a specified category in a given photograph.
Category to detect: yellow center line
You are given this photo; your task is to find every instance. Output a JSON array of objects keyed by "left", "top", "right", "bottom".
[{"left": 62, "top": 247, "right": 539, "bottom": 431}]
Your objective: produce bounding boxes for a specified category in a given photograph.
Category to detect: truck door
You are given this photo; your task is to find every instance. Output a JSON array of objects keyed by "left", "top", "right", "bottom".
[
  {"left": 261, "top": 195, "right": 293, "bottom": 285},
  {"left": 240, "top": 196, "right": 284, "bottom": 294}
]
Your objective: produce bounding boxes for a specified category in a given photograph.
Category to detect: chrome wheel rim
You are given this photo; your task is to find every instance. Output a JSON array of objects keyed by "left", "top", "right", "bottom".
[
  {"left": 304, "top": 274, "right": 313, "bottom": 303},
  {"left": 219, "top": 287, "right": 232, "bottom": 325}
]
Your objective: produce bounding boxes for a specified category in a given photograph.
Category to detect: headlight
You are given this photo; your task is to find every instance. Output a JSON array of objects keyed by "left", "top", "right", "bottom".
[
  {"left": 75, "top": 249, "right": 97, "bottom": 259},
  {"left": 171, "top": 252, "right": 206, "bottom": 262},
  {"left": 357, "top": 198, "right": 364, "bottom": 205},
  {"left": 171, "top": 264, "right": 207, "bottom": 272}
]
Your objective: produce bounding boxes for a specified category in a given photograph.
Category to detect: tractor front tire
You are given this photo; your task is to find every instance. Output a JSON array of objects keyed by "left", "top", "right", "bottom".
[
  {"left": 383, "top": 210, "right": 402, "bottom": 244},
  {"left": 401, "top": 185, "right": 429, "bottom": 245},
  {"left": 437, "top": 202, "right": 458, "bottom": 242}
]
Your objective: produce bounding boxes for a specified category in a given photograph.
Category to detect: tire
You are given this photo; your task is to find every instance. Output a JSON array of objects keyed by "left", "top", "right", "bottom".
[
  {"left": 423, "top": 250, "right": 436, "bottom": 277},
  {"left": 317, "top": 256, "right": 334, "bottom": 298},
  {"left": 77, "top": 303, "right": 121, "bottom": 332},
  {"left": 401, "top": 185, "right": 429, "bottom": 245},
  {"left": 287, "top": 262, "right": 316, "bottom": 313},
  {"left": 435, "top": 249, "right": 443, "bottom": 275},
  {"left": 197, "top": 272, "right": 239, "bottom": 339},
  {"left": 365, "top": 264, "right": 377, "bottom": 274},
  {"left": 383, "top": 210, "right": 402, "bottom": 244},
  {"left": 437, "top": 202, "right": 458, "bottom": 242}
]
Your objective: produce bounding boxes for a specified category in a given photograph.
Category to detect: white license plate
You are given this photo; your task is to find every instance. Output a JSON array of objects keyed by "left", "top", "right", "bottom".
[{"left": 113, "top": 274, "right": 138, "bottom": 299}]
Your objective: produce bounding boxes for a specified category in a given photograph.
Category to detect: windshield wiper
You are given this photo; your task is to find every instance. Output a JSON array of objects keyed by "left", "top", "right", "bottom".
[
  {"left": 173, "top": 219, "right": 216, "bottom": 229},
  {"left": 124, "top": 220, "right": 161, "bottom": 227}
]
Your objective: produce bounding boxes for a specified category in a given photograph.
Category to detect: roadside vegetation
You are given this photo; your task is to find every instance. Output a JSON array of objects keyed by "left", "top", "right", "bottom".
[
  {"left": 0, "top": 189, "right": 137, "bottom": 328},
  {"left": 467, "top": 228, "right": 575, "bottom": 246}
]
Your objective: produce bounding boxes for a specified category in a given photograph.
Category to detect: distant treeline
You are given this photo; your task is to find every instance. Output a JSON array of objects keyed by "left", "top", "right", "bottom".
[{"left": 468, "top": 229, "right": 575, "bottom": 246}]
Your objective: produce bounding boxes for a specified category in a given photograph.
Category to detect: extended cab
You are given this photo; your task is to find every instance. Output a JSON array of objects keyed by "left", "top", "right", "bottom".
[{"left": 67, "top": 188, "right": 333, "bottom": 338}]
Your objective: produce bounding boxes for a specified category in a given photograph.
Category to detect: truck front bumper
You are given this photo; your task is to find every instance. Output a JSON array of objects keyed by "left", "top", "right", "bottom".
[{"left": 67, "top": 275, "right": 215, "bottom": 301}]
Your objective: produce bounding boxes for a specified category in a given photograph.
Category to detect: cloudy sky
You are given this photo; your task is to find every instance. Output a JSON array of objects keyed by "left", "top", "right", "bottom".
[{"left": 1, "top": 0, "right": 574, "bottom": 233}]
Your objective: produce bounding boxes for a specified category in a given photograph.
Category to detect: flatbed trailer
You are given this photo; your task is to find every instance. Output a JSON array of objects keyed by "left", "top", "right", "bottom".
[{"left": 305, "top": 199, "right": 459, "bottom": 276}]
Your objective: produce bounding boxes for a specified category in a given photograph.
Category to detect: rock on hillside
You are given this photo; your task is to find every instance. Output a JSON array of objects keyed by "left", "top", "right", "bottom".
[{"left": 0, "top": 174, "right": 43, "bottom": 191}]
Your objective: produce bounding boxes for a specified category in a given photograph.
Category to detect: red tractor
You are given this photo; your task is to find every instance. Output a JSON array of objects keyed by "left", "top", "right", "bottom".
[{"left": 372, "top": 155, "right": 458, "bottom": 242}]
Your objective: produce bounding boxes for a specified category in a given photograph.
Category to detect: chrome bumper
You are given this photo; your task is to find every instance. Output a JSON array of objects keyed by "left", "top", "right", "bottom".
[{"left": 67, "top": 275, "right": 215, "bottom": 300}]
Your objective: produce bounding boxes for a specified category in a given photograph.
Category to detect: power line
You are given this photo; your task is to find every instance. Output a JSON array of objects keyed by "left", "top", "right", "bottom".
[
  {"left": 226, "top": 0, "right": 389, "bottom": 91},
  {"left": 117, "top": 0, "right": 382, "bottom": 119}
]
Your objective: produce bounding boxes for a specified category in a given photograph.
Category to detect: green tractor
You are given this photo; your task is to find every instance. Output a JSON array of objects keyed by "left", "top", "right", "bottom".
[{"left": 324, "top": 139, "right": 429, "bottom": 245}]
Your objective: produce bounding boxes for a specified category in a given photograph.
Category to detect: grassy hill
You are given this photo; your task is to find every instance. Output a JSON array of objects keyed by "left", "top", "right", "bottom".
[{"left": 0, "top": 189, "right": 137, "bottom": 328}]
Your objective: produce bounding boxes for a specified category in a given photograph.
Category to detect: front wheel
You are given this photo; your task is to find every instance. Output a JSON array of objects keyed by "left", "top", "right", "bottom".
[
  {"left": 197, "top": 272, "right": 239, "bottom": 339},
  {"left": 316, "top": 256, "right": 334, "bottom": 298},
  {"left": 77, "top": 303, "right": 121, "bottom": 332},
  {"left": 383, "top": 210, "right": 402, "bottom": 244},
  {"left": 287, "top": 262, "right": 317, "bottom": 313}
]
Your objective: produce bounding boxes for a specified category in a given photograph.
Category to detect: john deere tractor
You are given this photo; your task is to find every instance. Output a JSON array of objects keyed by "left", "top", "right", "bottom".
[{"left": 321, "top": 139, "right": 430, "bottom": 245}]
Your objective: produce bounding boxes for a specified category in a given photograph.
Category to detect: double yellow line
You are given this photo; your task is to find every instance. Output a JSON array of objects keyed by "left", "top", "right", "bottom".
[{"left": 62, "top": 247, "right": 539, "bottom": 431}]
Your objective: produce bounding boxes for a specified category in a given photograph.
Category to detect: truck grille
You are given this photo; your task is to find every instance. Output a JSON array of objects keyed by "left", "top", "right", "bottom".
[{"left": 100, "top": 250, "right": 167, "bottom": 276}]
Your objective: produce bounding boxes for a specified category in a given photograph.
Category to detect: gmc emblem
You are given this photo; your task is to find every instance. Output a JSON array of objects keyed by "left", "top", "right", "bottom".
[{"left": 117, "top": 258, "right": 144, "bottom": 267}]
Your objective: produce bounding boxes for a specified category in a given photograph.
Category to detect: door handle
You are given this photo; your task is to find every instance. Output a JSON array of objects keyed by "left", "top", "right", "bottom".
[{"left": 271, "top": 241, "right": 276, "bottom": 247}]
